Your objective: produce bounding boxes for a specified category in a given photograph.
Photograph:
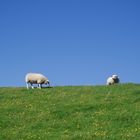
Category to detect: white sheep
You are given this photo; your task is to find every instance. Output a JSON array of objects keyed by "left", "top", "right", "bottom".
[
  {"left": 25, "top": 73, "right": 50, "bottom": 89},
  {"left": 106, "top": 74, "right": 120, "bottom": 85}
]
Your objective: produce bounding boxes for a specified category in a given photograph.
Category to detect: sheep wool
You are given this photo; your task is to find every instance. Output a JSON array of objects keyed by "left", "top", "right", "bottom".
[
  {"left": 106, "top": 75, "right": 120, "bottom": 85},
  {"left": 25, "top": 73, "right": 50, "bottom": 89}
]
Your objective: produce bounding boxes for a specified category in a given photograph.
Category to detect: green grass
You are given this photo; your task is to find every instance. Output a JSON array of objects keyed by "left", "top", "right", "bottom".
[{"left": 0, "top": 84, "right": 140, "bottom": 140}]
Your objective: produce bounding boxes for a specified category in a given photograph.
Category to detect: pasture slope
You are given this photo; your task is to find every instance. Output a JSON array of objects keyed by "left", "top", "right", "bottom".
[{"left": 0, "top": 84, "right": 140, "bottom": 140}]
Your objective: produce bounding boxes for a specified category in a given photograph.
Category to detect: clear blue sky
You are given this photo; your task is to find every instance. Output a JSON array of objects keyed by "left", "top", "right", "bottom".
[{"left": 0, "top": 0, "right": 140, "bottom": 86}]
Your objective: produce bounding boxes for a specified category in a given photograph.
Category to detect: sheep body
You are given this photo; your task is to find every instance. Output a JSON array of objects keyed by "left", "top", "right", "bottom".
[
  {"left": 107, "top": 75, "right": 120, "bottom": 85},
  {"left": 25, "top": 73, "right": 50, "bottom": 89}
]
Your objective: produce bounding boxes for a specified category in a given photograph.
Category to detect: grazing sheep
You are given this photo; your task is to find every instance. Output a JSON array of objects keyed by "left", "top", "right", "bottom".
[
  {"left": 25, "top": 73, "right": 50, "bottom": 89},
  {"left": 107, "top": 74, "right": 120, "bottom": 85}
]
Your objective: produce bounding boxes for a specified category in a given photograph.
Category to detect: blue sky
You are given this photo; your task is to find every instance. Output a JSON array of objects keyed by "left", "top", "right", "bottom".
[{"left": 0, "top": 0, "right": 140, "bottom": 86}]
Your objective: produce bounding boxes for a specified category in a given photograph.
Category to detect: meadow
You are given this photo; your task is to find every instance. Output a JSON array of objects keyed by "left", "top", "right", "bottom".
[{"left": 0, "top": 84, "right": 140, "bottom": 140}]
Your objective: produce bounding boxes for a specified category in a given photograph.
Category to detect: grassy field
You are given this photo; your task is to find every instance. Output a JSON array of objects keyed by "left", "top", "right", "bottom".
[{"left": 0, "top": 84, "right": 140, "bottom": 140}]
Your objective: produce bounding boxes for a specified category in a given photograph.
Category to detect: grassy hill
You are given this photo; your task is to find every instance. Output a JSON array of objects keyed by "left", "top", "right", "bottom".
[{"left": 0, "top": 84, "right": 140, "bottom": 140}]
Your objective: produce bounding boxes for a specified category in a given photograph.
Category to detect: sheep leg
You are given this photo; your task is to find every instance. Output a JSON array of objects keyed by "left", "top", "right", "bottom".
[
  {"left": 37, "top": 84, "right": 40, "bottom": 89},
  {"left": 38, "top": 84, "right": 42, "bottom": 89},
  {"left": 48, "top": 82, "right": 50, "bottom": 87},
  {"left": 31, "top": 83, "right": 34, "bottom": 89},
  {"left": 26, "top": 83, "right": 29, "bottom": 89}
]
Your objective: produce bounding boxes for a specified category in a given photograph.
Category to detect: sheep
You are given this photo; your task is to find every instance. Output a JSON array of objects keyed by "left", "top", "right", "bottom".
[
  {"left": 106, "top": 74, "right": 120, "bottom": 85},
  {"left": 25, "top": 73, "right": 50, "bottom": 89}
]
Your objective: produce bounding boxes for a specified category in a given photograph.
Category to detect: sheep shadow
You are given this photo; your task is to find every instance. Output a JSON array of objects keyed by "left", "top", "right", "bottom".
[{"left": 41, "top": 86, "right": 53, "bottom": 89}]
